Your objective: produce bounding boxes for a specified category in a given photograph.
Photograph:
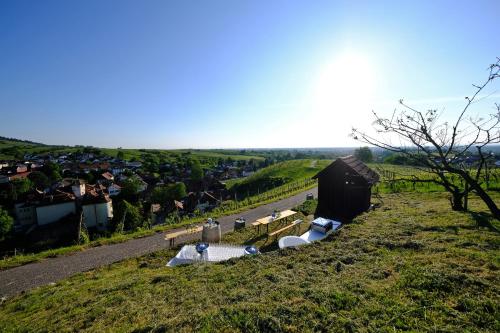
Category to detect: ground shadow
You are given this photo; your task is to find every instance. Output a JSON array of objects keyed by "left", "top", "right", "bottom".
[
  {"left": 468, "top": 211, "right": 500, "bottom": 233},
  {"left": 242, "top": 233, "right": 268, "bottom": 245},
  {"left": 259, "top": 241, "right": 280, "bottom": 252}
]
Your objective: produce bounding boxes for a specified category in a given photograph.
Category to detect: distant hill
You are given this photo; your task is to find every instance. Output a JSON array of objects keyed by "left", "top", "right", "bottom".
[
  {"left": 0, "top": 136, "right": 45, "bottom": 146},
  {"left": 0, "top": 137, "right": 73, "bottom": 160},
  {"left": 0, "top": 137, "right": 268, "bottom": 163},
  {"left": 1, "top": 135, "right": 497, "bottom": 162}
]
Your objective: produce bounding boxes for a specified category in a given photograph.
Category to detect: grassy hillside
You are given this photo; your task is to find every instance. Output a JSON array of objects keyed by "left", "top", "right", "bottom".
[
  {"left": 1, "top": 191, "right": 498, "bottom": 332},
  {"left": 228, "top": 159, "right": 331, "bottom": 197},
  {"left": 0, "top": 138, "right": 57, "bottom": 160}
]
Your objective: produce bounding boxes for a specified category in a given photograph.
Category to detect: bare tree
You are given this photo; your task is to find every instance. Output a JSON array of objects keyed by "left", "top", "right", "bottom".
[{"left": 352, "top": 58, "right": 500, "bottom": 220}]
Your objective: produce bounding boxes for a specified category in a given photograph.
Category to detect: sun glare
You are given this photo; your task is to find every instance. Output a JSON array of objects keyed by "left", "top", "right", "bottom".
[{"left": 311, "top": 52, "right": 376, "bottom": 115}]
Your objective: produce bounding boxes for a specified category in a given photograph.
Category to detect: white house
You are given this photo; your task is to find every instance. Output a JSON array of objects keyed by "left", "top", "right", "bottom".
[
  {"left": 82, "top": 200, "right": 113, "bottom": 230},
  {"left": 71, "top": 180, "right": 86, "bottom": 198},
  {"left": 36, "top": 201, "right": 76, "bottom": 226},
  {"left": 14, "top": 190, "right": 77, "bottom": 228},
  {"left": 80, "top": 184, "right": 114, "bottom": 230}
]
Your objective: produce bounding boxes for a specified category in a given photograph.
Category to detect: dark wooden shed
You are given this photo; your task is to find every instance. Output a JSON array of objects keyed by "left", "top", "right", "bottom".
[{"left": 312, "top": 156, "right": 379, "bottom": 221}]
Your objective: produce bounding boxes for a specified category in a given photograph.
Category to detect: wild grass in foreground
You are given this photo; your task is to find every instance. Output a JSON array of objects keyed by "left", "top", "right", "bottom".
[{"left": 0, "top": 192, "right": 499, "bottom": 332}]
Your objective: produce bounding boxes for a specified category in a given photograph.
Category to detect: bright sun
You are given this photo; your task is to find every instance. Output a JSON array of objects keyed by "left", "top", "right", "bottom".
[{"left": 311, "top": 51, "right": 376, "bottom": 115}]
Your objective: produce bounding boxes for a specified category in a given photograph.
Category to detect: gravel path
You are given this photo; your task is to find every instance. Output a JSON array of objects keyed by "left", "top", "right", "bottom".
[{"left": 0, "top": 188, "right": 317, "bottom": 298}]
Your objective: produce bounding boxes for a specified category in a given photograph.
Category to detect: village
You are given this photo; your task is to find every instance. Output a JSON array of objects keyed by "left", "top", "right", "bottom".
[
  {"left": 0, "top": 149, "right": 268, "bottom": 251},
  {"left": 1, "top": 147, "right": 498, "bottom": 251}
]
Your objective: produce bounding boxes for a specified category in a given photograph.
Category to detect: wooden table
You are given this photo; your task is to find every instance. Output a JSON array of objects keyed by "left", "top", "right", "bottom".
[
  {"left": 165, "top": 225, "right": 203, "bottom": 247},
  {"left": 252, "top": 209, "right": 297, "bottom": 234}
]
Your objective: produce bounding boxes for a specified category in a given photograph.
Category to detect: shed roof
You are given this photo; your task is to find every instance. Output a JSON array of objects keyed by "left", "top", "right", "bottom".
[{"left": 313, "top": 155, "right": 379, "bottom": 184}]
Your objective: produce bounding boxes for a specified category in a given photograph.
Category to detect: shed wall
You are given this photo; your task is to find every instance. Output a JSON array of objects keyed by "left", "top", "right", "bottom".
[{"left": 316, "top": 163, "right": 372, "bottom": 220}]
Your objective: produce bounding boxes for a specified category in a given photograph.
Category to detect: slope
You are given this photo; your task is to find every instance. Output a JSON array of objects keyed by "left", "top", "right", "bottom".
[{"left": 0, "top": 191, "right": 498, "bottom": 332}]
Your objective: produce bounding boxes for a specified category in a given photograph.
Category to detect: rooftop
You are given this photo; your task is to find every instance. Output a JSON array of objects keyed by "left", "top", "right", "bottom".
[{"left": 313, "top": 155, "right": 379, "bottom": 184}]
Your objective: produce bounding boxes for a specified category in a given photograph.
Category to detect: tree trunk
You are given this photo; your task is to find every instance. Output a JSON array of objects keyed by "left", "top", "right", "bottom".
[
  {"left": 470, "top": 182, "right": 500, "bottom": 220},
  {"left": 462, "top": 172, "right": 500, "bottom": 220},
  {"left": 450, "top": 192, "right": 465, "bottom": 211}
]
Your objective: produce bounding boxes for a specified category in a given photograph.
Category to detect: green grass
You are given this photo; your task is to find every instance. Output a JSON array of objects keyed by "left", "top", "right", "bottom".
[
  {"left": 294, "top": 198, "right": 318, "bottom": 216},
  {"left": 0, "top": 139, "right": 75, "bottom": 160},
  {"left": 1, "top": 191, "right": 498, "bottom": 332},
  {"left": 176, "top": 149, "right": 265, "bottom": 161},
  {"left": 368, "top": 163, "right": 500, "bottom": 193},
  {"left": 227, "top": 159, "right": 330, "bottom": 196}
]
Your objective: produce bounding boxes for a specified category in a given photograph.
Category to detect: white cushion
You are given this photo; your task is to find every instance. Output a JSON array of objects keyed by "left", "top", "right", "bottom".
[{"left": 278, "top": 236, "right": 310, "bottom": 249}]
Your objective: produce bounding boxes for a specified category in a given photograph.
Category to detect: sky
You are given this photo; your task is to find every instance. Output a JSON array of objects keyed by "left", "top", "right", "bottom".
[{"left": 0, "top": 0, "right": 499, "bottom": 149}]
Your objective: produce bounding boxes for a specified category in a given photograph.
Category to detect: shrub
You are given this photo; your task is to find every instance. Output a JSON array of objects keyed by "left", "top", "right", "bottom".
[{"left": 294, "top": 199, "right": 318, "bottom": 216}]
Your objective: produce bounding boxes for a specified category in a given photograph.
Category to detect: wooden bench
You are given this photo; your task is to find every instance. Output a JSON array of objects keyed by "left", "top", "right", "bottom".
[
  {"left": 165, "top": 225, "right": 203, "bottom": 247},
  {"left": 268, "top": 219, "right": 303, "bottom": 238}
]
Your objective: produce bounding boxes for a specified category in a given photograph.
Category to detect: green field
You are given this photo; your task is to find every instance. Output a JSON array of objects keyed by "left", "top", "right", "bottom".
[
  {"left": 97, "top": 148, "right": 265, "bottom": 165},
  {"left": 227, "top": 159, "right": 330, "bottom": 197},
  {"left": 368, "top": 164, "right": 500, "bottom": 193},
  {"left": 0, "top": 139, "right": 74, "bottom": 160},
  {"left": 1, "top": 191, "right": 498, "bottom": 332}
]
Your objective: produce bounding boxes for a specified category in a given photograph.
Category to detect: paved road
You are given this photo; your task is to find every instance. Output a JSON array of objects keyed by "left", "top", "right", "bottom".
[{"left": 0, "top": 188, "right": 317, "bottom": 298}]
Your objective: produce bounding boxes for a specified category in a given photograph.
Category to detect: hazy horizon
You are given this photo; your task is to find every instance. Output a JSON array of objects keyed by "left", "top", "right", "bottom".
[{"left": 1, "top": 1, "right": 499, "bottom": 149}]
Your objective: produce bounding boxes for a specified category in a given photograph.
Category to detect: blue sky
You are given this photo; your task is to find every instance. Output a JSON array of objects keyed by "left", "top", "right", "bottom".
[{"left": 0, "top": 0, "right": 499, "bottom": 148}]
